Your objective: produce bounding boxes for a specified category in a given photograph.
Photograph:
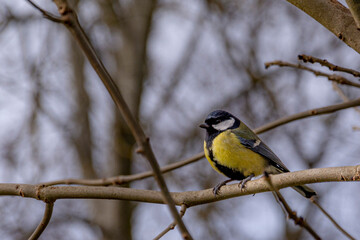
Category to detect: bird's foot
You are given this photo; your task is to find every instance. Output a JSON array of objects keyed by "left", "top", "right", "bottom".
[
  {"left": 238, "top": 174, "right": 255, "bottom": 192},
  {"left": 213, "top": 179, "right": 234, "bottom": 196}
]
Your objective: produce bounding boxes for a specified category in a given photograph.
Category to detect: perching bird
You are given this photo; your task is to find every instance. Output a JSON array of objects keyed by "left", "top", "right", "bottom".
[{"left": 199, "top": 110, "right": 316, "bottom": 198}]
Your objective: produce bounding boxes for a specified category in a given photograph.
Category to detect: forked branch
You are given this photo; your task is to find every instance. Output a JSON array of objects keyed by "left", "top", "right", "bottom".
[{"left": 26, "top": 0, "right": 191, "bottom": 239}]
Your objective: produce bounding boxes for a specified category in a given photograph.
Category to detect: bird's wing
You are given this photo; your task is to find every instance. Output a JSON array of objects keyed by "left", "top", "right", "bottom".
[{"left": 233, "top": 126, "right": 289, "bottom": 173}]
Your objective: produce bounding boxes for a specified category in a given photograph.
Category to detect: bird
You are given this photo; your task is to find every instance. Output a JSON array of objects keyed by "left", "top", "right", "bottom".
[{"left": 199, "top": 110, "right": 316, "bottom": 198}]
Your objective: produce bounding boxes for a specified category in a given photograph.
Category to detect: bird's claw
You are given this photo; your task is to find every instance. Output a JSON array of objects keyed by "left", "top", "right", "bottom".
[
  {"left": 213, "top": 182, "right": 226, "bottom": 196},
  {"left": 212, "top": 179, "right": 234, "bottom": 196},
  {"left": 237, "top": 174, "right": 254, "bottom": 192}
]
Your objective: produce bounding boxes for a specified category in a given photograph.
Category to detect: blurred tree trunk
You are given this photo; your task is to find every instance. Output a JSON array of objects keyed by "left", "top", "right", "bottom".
[
  {"left": 91, "top": 1, "right": 157, "bottom": 239},
  {"left": 70, "top": 37, "right": 96, "bottom": 180}
]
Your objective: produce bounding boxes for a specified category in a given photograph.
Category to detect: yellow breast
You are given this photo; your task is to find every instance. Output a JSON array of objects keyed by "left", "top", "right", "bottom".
[{"left": 205, "top": 131, "right": 266, "bottom": 177}]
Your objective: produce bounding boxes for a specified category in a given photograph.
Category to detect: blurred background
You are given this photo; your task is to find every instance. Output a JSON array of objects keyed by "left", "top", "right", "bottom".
[{"left": 0, "top": 0, "right": 359, "bottom": 239}]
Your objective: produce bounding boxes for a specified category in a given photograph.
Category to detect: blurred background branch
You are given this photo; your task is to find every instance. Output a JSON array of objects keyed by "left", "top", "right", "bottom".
[
  {"left": 39, "top": 97, "right": 360, "bottom": 189},
  {"left": 0, "top": 0, "right": 359, "bottom": 239},
  {"left": 29, "top": 0, "right": 192, "bottom": 238},
  {"left": 264, "top": 173, "right": 321, "bottom": 240}
]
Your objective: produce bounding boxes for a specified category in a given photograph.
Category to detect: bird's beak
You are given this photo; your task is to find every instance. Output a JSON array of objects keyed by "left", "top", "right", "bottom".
[{"left": 199, "top": 123, "right": 209, "bottom": 129}]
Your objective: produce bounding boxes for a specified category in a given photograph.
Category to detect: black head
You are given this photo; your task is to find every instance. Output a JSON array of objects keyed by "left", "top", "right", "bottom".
[{"left": 199, "top": 110, "right": 240, "bottom": 134}]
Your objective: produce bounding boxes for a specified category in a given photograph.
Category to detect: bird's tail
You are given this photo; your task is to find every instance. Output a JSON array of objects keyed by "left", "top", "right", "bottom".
[{"left": 292, "top": 185, "right": 317, "bottom": 198}]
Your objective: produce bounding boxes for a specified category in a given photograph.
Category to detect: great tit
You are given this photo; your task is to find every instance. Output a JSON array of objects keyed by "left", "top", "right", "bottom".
[{"left": 200, "top": 110, "right": 316, "bottom": 198}]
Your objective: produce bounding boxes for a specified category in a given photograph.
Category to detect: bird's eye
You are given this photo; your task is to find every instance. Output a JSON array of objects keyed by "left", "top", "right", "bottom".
[{"left": 214, "top": 119, "right": 221, "bottom": 124}]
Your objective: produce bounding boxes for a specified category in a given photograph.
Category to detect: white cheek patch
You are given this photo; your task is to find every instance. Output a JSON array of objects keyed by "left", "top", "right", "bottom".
[{"left": 213, "top": 117, "right": 235, "bottom": 131}]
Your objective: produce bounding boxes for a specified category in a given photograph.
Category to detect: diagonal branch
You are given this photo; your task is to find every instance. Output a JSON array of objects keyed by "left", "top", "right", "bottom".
[
  {"left": 311, "top": 199, "right": 355, "bottom": 240},
  {"left": 332, "top": 83, "right": 360, "bottom": 114},
  {"left": 298, "top": 54, "right": 360, "bottom": 78},
  {"left": 265, "top": 61, "right": 360, "bottom": 88},
  {"left": 154, "top": 204, "right": 188, "bottom": 240},
  {"left": 287, "top": 0, "right": 360, "bottom": 54},
  {"left": 41, "top": 98, "right": 360, "bottom": 187},
  {"left": 254, "top": 97, "right": 360, "bottom": 134},
  {"left": 346, "top": 0, "right": 360, "bottom": 29},
  {"left": 26, "top": 0, "right": 63, "bottom": 23},
  {"left": 28, "top": 202, "right": 54, "bottom": 240},
  {"left": 264, "top": 172, "right": 321, "bottom": 239},
  {"left": 27, "top": 0, "right": 191, "bottom": 238},
  {"left": 41, "top": 153, "right": 204, "bottom": 187}
]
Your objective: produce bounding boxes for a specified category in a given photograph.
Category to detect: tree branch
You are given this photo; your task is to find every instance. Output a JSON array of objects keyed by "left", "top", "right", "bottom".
[
  {"left": 298, "top": 54, "right": 360, "bottom": 78},
  {"left": 27, "top": 0, "right": 191, "bottom": 238},
  {"left": 26, "top": 0, "right": 63, "bottom": 23},
  {"left": 41, "top": 153, "right": 204, "bottom": 187},
  {"left": 41, "top": 98, "right": 360, "bottom": 188},
  {"left": 154, "top": 204, "right": 187, "bottom": 240},
  {"left": 265, "top": 61, "right": 360, "bottom": 88},
  {"left": 332, "top": 83, "right": 360, "bottom": 114},
  {"left": 264, "top": 173, "right": 321, "bottom": 240},
  {"left": 287, "top": 0, "right": 360, "bottom": 54},
  {"left": 346, "top": 0, "right": 360, "bottom": 29},
  {"left": 1, "top": 165, "right": 358, "bottom": 207},
  {"left": 254, "top": 97, "right": 360, "bottom": 134},
  {"left": 28, "top": 202, "right": 54, "bottom": 240}
]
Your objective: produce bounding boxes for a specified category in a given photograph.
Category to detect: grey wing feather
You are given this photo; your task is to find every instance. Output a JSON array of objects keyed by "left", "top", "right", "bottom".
[
  {"left": 233, "top": 129, "right": 289, "bottom": 173},
  {"left": 232, "top": 125, "right": 317, "bottom": 198}
]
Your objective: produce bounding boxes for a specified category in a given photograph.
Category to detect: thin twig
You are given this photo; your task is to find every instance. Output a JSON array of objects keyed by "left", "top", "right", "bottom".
[
  {"left": 41, "top": 153, "right": 204, "bottom": 187},
  {"left": 332, "top": 83, "right": 352, "bottom": 102},
  {"left": 26, "top": 0, "right": 63, "bottom": 23},
  {"left": 28, "top": 202, "right": 54, "bottom": 240},
  {"left": 271, "top": 191, "right": 288, "bottom": 217},
  {"left": 255, "top": 97, "right": 360, "bottom": 134},
  {"left": 264, "top": 173, "right": 321, "bottom": 240},
  {"left": 311, "top": 199, "right": 355, "bottom": 240},
  {"left": 298, "top": 54, "right": 360, "bottom": 78},
  {"left": 265, "top": 61, "right": 360, "bottom": 88},
  {"left": 42, "top": 98, "right": 360, "bottom": 187},
  {"left": 28, "top": 1, "right": 192, "bottom": 239},
  {"left": 153, "top": 205, "right": 187, "bottom": 240},
  {"left": 332, "top": 83, "right": 360, "bottom": 114}
]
